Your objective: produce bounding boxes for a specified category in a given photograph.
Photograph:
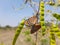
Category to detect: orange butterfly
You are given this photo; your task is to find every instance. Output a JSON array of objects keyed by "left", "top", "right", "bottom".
[{"left": 24, "top": 15, "right": 41, "bottom": 34}]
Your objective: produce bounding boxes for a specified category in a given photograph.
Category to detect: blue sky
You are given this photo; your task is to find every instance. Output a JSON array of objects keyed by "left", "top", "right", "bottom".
[
  {"left": 0, "top": 0, "right": 60, "bottom": 27},
  {"left": 0, "top": 0, "right": 34, "bottom": 27}
]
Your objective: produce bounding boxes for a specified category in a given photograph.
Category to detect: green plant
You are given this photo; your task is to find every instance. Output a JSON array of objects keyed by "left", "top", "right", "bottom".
[
  {"left": 24, "top": 30, "right": 30, "bottom": 36},
  {"left": 25, "top": 36, "right": 32, "bottom": 42},
  {"left": 39, "top": 1, "right": 46, "bottom": 36},
  {"left": 41, "top": 38, "right": 48, "bottom": 45},
  {"left": 12, "top": 0, "right": 60, "bottom": 45},
  {"left": 12, "top": 19, "right": 25, "bottom": 45},
  {"left": 52, "top": 13, "right": 60, "bottom": 20}
]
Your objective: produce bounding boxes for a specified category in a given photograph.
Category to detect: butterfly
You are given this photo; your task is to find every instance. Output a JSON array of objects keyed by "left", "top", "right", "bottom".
[{"left": 24, "top": 15, "right": 41, "bottom": 34}]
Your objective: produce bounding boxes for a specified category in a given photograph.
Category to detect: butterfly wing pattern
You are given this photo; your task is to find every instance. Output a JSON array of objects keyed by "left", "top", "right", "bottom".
[{"left": 24, "top": 15, "right": 41, "bottom": 34}]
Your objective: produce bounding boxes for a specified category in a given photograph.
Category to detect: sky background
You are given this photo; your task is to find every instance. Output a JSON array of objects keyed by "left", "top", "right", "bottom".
[{"left": 0, "top": 0, "right": 60, "bottom": 27}]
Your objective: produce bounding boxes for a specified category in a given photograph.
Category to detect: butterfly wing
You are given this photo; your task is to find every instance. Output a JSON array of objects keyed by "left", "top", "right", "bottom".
[
  {"left": 31, "top": 23, "right": 41, "bottom": 34},
  {"left": 24, "top": 19, "right": 31, "bottom": 27},
  {"left": 24, "top": 15, "right": 38, "bottom": 27},
  {"left": 29, "top": 15, "right": 38, "bottom": 24}
]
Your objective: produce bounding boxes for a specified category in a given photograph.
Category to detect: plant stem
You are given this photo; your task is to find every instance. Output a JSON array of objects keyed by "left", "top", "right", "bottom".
[{"left": 35, "top": 31, "right": 38, "bottom": 45}]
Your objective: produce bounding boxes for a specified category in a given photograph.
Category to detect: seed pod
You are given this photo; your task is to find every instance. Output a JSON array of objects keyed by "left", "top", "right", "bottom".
[
  {"left": 50, "top": 30, "right": 56, "bottom": 45},
  {"left": 53, "top": 13, "right": 60, "bottom": 20},
  {"left": 40, "top": 8, "right": 44, "bottom": 11},
  {"left": 39, "top": 1, "right": 46, "bottom": 35},
  {"left": 48, "top": 1, "right": 55, "bottom": 6},
  {"left": 55, "top": 32, "right": 60, "bottom": 39},
  {"left": 49, "top": 23, "right": 60, "bottom": 45},
  {"left": 51, "top": 23, "right": 60, "bottom": 39},
  {"left": 40, "top": 16, "right": 44, "bottom": 21},
  {"left": 12, "top": 19, "right": 25, "bottom": 45},
  {"left": 40, "top": 12, "right": 44, "bottom": 15},
  {"left": 50, "top": 35, "right": 56, "bottom": 45}
]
